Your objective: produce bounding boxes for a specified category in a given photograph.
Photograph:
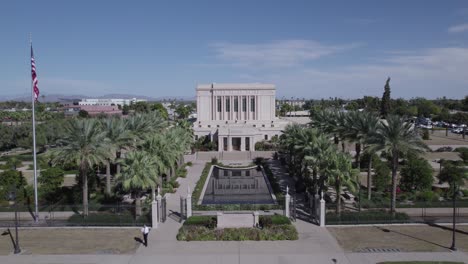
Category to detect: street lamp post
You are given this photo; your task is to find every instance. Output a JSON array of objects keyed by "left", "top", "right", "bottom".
[
  {"left": 7, "top": 188, "right": 21, "bottom": 254},
  {"left": 450, "top": 183, "right": 457, "bottom": 251}
]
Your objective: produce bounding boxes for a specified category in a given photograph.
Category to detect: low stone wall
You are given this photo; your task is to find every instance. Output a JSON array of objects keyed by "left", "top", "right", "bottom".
[
  {"left": 216, "top": 212, "right": 259, "bottom": 228},
  {"left": 195, "top": 151, "right": 275, "bottom": 161}
]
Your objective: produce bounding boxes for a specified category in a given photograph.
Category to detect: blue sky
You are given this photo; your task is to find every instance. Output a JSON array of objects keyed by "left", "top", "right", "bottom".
[{"left": 1, "top": 0, "right": 468, "bottom": 99}]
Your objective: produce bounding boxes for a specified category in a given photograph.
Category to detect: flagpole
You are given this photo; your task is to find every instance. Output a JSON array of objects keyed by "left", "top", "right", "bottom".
[{"left": 30, "top": 35, "right": 39, "bottom": 222}]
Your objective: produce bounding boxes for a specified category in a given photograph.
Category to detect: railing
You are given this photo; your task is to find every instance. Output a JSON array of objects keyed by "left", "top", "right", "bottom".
[{"left": 0, "top": 204, "right": 151, "bottom": 227}]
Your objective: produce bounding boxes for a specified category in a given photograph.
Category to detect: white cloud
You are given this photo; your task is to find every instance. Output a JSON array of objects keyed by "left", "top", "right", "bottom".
[
  {"left": 231, "top": 46, "right": 468, "bottom": 99},
  {"left": 448, "top": 23, "right": 468, "bottom": 33},
  {"left": 211, "top": 40, "right": 361, "bottom": 68}
]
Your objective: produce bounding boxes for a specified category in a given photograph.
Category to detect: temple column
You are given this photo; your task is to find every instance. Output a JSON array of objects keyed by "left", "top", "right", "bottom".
[
  {"left": 247, "top": 95, "right": 250, "bottom": 120},
  {"left": 227, "top": 136, "right": 232, "bottom": 151},
  {"left": 218, "top": 136, "right": 224, "bottom": 152},
  {"left": 240, "top": 137, "right": 246, "bottom": 151},
  {"left": 222, "top": 95, "right": 225, "bottom": 120},
  {"left": 251, "top": 136, "right": 255, "bottom": 151}
]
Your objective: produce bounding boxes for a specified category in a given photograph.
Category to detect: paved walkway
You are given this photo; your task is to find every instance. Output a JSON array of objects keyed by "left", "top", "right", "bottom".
[{"left": 1, "top": 158, "right": 467, "bottom": 263}]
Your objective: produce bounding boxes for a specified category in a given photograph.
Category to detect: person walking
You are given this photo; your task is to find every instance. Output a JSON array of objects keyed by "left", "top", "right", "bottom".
[{"left": 141, "top": 224, "right": 150, "bottom": 247}]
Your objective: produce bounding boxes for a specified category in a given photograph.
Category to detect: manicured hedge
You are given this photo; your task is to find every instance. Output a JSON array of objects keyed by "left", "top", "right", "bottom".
[
  {"left": 67, "top": 212, "right": 151, "bottom": 226},
  {"left": 184, "top": 215, "right": 217, "bottom": 228},
  {"left": 259, "top": 215, "right": 290, "bottom": 227},
  {"left": 326, "top": 210, "right": 410, "bottom": 225}
]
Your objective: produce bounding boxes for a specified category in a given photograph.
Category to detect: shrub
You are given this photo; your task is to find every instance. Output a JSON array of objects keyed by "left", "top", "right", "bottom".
[
  {"left": 400, "top": 156, "right": 433, "bottom": 192},
  {"left": 415, "top": 190, "right": 440, "bottom": 202},
  {"left": 176, "top": 167, "right": 188, "bottom": 178},
  {"left": 259, "top": 215, "right": 291, "bottom": 228},
  {"left": 435, "top": 146, "right": 453, "bottom": 152},
  {"left": 326, "top": 210, "right": 410, "bottom": 224},
  {"left": 211, "top": 157, "right": 218, "bottom": 164},
  {"left": 373, "top": 158, "right": 391, "bottom": 192},
  {"left": 176, "top": 224, "right": 298, "bottom": 241},
  {"left": 186, "top": 162, "right": 193, "bottom": 167},
  {"left": 454, "top": 147, "right": 468, "bottom": 163},
  {"left": 184, "top": 216, "right": 217, "bottom": 228},
  {"left": 169, "top": 179, "right": 180, "bottom": 189},
  {"left": 422, "top": 129, "right": 430, "bottom": 140}
]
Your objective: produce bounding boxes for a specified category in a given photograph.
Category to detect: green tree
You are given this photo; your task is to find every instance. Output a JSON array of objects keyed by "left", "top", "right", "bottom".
[
  {"left": 151, "top": 103, "right": 169, "bottom": 119},
  {"left": 400, "top": 156, "right": 433, "bottom": 192},
  {"left": 438, "top": 162, "right": 467, "bottom": 199},
  {"left": 380, "top": 77, "right": 391, "bottom": 118},
  {"left": 38, "top": 167, "right": 65, "bottom": 201},
  {"left": 50, "top": 119, "right": 113, "bottom": 216},
  {"left": 368, "top": 115, "right": 428, "bottom": 213},
  {"left": 116, "top": 151, "right": 158, "bottom": 217},
  {"left": 132, "top": 101, "right": 150, "bottom": 113},
  {"left": 0, "top": 170, "right": 26, "bottom": 201},
  {"left": 175, "top": 104, "right": 191, "bottom": 119},
  {"left": 327, "top": 152, "right": 358, "bottom": 216},
  {"left": 102, "top": 117, "right": 134, "bottom": 195},
  {"left": 122, "top": 105, "right": 130, "bottom": 115},
  {"left": 343, "top": 111, "right": 380, "bottom": 199},
  {"left": 6, "top": 157, "right": 22, "bottom": 170},
  {"left": 372, "top": 157, "right": 390, "bottom": 192},
  {"left": 78, "top": 110, "right": 89, "bottom": 118}
]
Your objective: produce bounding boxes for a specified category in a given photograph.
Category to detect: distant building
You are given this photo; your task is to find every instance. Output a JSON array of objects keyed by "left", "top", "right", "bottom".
[
  {"left": 193, "top": 83, "right": 289, "bottom": 151},
  {"left": 276, "top": 98, "right": 306, "bottom": 109},
  {"left": 78, "top": 98, "right": 146, "bottom": 106},
  {"left": 62, "top": 105, "right": 122, "bottom": 117}
]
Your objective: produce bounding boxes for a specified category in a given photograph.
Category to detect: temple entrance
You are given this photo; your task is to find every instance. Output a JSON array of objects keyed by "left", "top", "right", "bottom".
[{"left": 232, "top": 137, "right": 241, "bottom": 151}]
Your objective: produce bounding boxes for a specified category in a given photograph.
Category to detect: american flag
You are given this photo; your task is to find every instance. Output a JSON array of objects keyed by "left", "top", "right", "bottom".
[{"left": 31, "top": 46, "right": 40, "bottom": 101}]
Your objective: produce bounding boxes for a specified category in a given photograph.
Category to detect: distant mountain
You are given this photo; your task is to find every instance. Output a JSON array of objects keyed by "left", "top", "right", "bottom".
[{"left": 0, "top": 93, "right": 195, "bottom": 102}]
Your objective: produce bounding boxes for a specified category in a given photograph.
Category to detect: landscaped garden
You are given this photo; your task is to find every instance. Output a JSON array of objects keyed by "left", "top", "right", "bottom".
[
  {"left": 0, "top": 111, "right": 194, "bottom": 226},
  {"left": 176, "top": 215, "right": 298, "bottom": 241}
]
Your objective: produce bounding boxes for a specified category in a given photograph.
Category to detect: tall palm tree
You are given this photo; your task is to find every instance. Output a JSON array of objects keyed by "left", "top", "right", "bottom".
[
  {"left": 310, "top": 110, "right": 347, "bottom": 151},
  {"left": 50, "top": 119, "right": 113, "bottom": 216},
  {"left": 116, "top": 151, "right": 158, "bottom": 217},
  {"left": 327, "top": 152, "right": 358, "bottom": 216},
  {"left": 343, "top": 111, "right": 380, "bottom": 199},
  {"left": 102, "top": 117, "right": 134, "bottom": 195},
  {"left": 279, "top": 124, "right": 303, "bottom": 178},
  {"left": 368, "top": 115, "right": 428, "bottom": 213}
]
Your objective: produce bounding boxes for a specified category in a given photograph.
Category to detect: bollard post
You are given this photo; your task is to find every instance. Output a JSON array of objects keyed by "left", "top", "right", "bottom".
[
  {"left": 186, "top": 186, "right": 192, "bottom": 218},
  {"left": 156, "top": 187, "right": 162, "bottom": 223},
  {"left": 285, "top": 186, "right": 290, "bottom": 218},
  {"left": 320, "top": 191, "right": 326, "bottom": 227},
  {"left": 151, "top": 200, "right": 158, "bottom": 228}
]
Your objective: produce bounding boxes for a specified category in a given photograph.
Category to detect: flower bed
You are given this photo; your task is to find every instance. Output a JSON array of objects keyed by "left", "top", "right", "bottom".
[{"left": 176, "top": 215, "right": 298, "bottom": 241}]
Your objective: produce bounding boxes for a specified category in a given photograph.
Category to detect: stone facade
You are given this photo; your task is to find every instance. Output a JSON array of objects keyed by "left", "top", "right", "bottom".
[{"left": 193, "top": 83, "right": 288, "bottom": 151}]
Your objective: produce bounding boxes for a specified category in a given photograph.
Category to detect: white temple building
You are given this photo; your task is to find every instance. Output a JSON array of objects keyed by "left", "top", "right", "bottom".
[{"left": 193, "top": 83, "right": 289, "bottom": 152}]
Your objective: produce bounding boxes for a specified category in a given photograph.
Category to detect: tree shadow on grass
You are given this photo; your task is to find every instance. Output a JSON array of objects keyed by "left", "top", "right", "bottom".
[
  {"left": 425, "top": 221, "right": 468, "bottom": 236},
  {"left": 374, "top": 226, "right": 450, "bottom": 250}
]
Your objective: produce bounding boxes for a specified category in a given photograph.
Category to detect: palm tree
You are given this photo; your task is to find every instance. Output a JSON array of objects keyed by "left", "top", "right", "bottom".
[
  {"left": 310, "top": 110, "right": 347, "bottom": 151},
  {"left": 102, "top": 117, "right": 134, "bottom": 195},
  {"left": 343, "top": 111, "right": 380, "bottom": 199},
  {"left": 279, "top": 124, "right": 303, "bottom": 178},
  {"left": 116, "top": 151, "right": 158, "bottom": 217},
  {"left": 327, "top": 152, "right": 358, "bottom": 216},
  {"left": 368, "top": 115, "right": 428, "bottom": 214},
  {"left": 50, "top": 119, "right": 113, "bottom": 216}
]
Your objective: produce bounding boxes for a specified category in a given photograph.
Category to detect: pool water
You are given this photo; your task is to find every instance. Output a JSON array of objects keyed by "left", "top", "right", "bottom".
[{"left": 201, "top": 166, "right": 276, "bottom": 205}]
